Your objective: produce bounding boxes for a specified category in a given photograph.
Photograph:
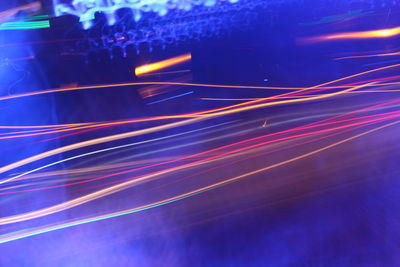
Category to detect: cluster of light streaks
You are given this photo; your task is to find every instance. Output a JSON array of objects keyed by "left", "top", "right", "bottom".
[
  {"left": 0, "top": 55, "right": 399, "bottom": 247},
  {"left": 2, "top": 109, "right": 399, "bottom": 195},
  {"left": 1, "top": 114, "right": 398, "bottom": 243},
  {"left": 0, "top": 82, "right": 375, "bottom": 177},
  {"left": 0, "top": 64, "right": 399, "bottom": 172}
]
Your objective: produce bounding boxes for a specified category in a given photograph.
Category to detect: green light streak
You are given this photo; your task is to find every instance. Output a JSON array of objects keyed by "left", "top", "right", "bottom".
[
  {"left": 28, "top": 15, "right": 50, "bottom": 19},
  {"left": 0, "top": 20, "right": 50, "bottom": 30},
  {"left": 0, "top": 188, "right": 212, "bottom": 244}
]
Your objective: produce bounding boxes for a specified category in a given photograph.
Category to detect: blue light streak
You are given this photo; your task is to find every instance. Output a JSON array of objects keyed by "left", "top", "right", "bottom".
[{"left": 146, "top": 91, "right": 194, "bottom": 105}]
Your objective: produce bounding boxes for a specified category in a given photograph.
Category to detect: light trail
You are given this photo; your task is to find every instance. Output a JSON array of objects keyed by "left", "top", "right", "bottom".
[
  {"left": 335, "top": 50, "right": 400, "bottom": 60},
  {"left": 135, "top": 54, "right": 192, "bottom": 76},
  {"left": 0, "top": 20, "right": 50, "bottom": 30},
  {"left": 301, "top": 26, "right": 400, "bottom": 43},
  {"left": 364, "top": 59, "right": 400, "bottom": 67},
  {"left": 146, "top": 91, "right": 194, "bottom": 105},
  {"left": 0, "top": 123, "right": 92, "bottom": 129},
  {"left": 0, "top": 127, "right": 74, "bottom": 137},
  {"left": 0, "top": 120, "right": 398, "bottom": 244},
  {"left": 200, "top": 89, "right": 400, "bottom": 101}
]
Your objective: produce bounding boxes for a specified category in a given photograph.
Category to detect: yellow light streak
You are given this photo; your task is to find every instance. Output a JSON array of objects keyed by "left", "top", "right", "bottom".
[{"left": 135, "top": 54, "right": 192, "bottom": 76}]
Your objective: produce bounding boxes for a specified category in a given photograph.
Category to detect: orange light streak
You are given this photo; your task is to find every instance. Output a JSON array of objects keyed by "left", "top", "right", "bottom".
[
  {"left": 200, "top": 89, "right": 400, "bottom": 101},
  {"left": 301, "top": 26, "right": 400, "bottom": 43},
  {"left": 335, "top": 51, "right": 400, "bottom": 60}
]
